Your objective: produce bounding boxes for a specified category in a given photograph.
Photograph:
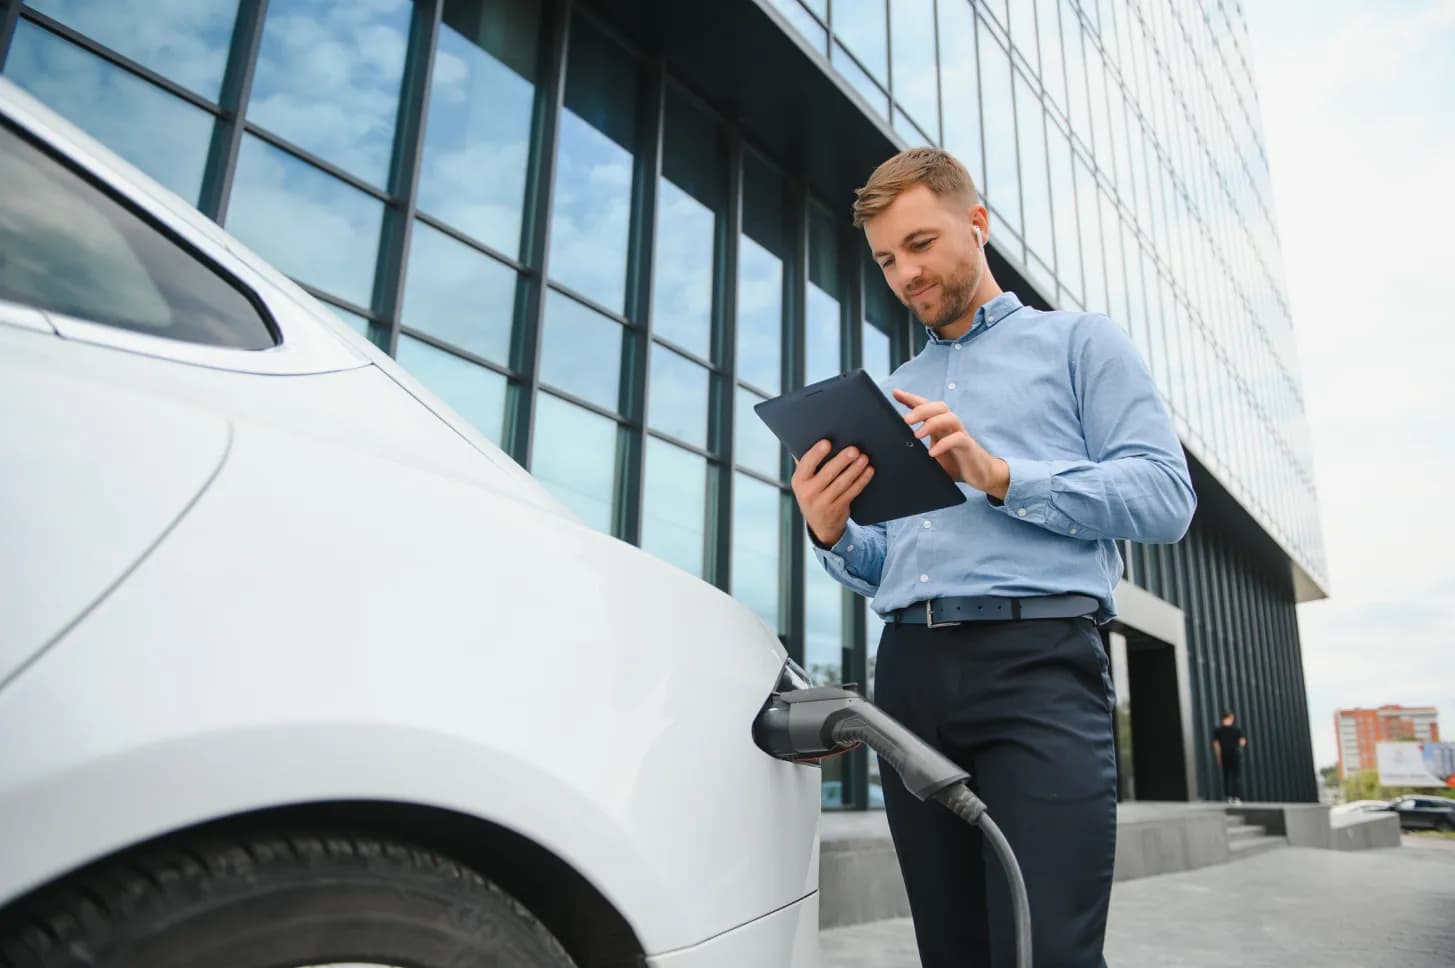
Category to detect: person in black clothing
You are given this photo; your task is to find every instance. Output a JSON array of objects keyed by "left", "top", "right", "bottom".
[{"left": 1213, "top": 711, "right": 1248, "bottom": 803}]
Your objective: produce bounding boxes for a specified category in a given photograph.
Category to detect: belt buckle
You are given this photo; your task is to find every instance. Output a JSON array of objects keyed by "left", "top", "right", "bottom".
[{"left": 925, "top": 600, "right": 961, "bottom": 629}]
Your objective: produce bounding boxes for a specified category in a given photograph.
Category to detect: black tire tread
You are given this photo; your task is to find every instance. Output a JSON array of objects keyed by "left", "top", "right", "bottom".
[{"left": 0, "top": 829, "right": 577, "bottom": 968}]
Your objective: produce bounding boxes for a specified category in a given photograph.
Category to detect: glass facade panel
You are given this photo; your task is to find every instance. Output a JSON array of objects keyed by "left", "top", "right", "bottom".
[
  {"left": 532, "top": 392, "right": 618, "bottom": 533},
  {"left": 226, "top": 134, "right": 384, "bottom": 307},
  {"left": 1014, "top": 69, "right": 1052, "bottom": 266},
  {"left": 396, "top": 334, "right": 508, "bottom": 445},
  {"left": 417, "top": 0, "right": 540, "bottom": 258},
  {"left": 655, "top": 88, "right": 723, "bottom": 359},
  {"left": 936, "top": 0, "right": 981, "bottom": 182},
  {"left": 647, "top": 342, "right": 709, "bottom": 449},
  {"left": 248, "top": 0, "right": 411, "bottom": 187},
  {"left": 1035, "top": 0, "right": 1065, "bottom": 110},
  {"left": 1046, "top": 118, "right": 1082, "bottom": 300},
  {"left": 862, "top": 321, "right": 891, "bottom": 382},
  {"left": 831, "top": 41, "right": 889, "bottom": 117},
  {"left": 731, "top": 472, "right": 785, "bottom": 633},
  {"left": 977, "top": 28, "right": 1019, "bottom": 233},
  {"left": 766, "top": 0, "right": 827, "bottom": 53},
  {"left": 738, "top": 154, "right": 790, "bottom": 394},
  {"left": 890, "top": 0, "right": 938, "bottom": 140},
  {"left": 539, "top": 290, "right": 623, "bottom": 412},
  {"left": 402, "top": 220, "right": 517, "bottom": 364},
  {"left": 735, "top": 387, "right": 782, "bottom": 480},
  {"left": 831, "top": 0, "right": 886, "bottom": 86},
  {"left": 549, "top": 15, "right": 639, "bottom": 312},
  {"left": 641, "top": 437, "right": 708, "bottom": 577},
  {"left": 5, "top": 20, "right": 212, "bottom": 203},
  {"left": 805, "top": 206, "right": 842, "bottom": 385},
  {"left": 24, "top": 0, "right": 236, "bottom": 99}
]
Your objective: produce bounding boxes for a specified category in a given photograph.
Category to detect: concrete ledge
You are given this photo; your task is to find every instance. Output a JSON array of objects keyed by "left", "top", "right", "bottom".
[
  {"left": 1330, "top": 811, "right": 1402, "bottom": 850},
  {"left": 819, "top": 811, "right": 908, "bottom": 929},
  {"left": 1229, "top": 802, "right": 1332, "bottom": 849},
  {"left": 1114, "top": 803, "right": 1229, "bottom": 881},
  {"left": 819, "top": 802, "right": 1235, "bottom": 928}
]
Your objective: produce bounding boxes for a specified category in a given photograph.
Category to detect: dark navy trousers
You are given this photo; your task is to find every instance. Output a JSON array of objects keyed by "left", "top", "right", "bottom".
[{"left": 872, "top": 616, "right": 1118, "bottom": 968}]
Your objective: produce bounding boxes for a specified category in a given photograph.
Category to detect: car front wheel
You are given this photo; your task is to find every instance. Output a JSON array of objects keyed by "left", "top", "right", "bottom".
[{"left": 0, "top": 831, "right": 577, "bottom": 968}]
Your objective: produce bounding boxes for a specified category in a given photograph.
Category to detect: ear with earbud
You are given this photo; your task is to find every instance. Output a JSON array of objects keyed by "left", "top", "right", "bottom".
[{"left": 974, "top": 225, "right": 984, "bottom": 248}]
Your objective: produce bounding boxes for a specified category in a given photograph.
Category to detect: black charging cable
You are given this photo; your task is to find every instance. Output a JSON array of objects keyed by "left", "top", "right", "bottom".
[{"left": 754, "top": 684, "right": 1032, "bottom": 968}]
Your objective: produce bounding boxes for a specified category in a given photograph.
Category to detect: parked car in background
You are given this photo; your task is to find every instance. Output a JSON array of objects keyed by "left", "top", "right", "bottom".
[
  {"left": 0, "top": 77, "right": 823, "bottom": 968},
  {"left": 1383, "top": 796, "right": 1455, "bottom": 831},
  {"left": 1331, "top": 799, "right": 1391, "bottom": 816}
]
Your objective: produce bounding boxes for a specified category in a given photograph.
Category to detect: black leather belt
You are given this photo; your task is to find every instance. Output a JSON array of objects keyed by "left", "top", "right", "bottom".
[{"left": 889, "top": 594, "right": 1098, "bottom": 627}]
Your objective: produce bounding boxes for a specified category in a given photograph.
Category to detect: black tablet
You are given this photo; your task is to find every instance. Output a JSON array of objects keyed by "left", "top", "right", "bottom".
[{"left": 753, "top": 369, "right": 967, "bottom": 526}]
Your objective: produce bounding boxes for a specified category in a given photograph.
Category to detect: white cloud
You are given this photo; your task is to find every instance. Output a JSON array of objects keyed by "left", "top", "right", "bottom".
[{"left": 1246, "top": 0, "right": 1455, "bottom": 768}]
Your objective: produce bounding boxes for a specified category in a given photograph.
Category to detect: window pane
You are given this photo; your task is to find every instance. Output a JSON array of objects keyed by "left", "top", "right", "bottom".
[
  {"left": 549, "top": 15, "right": 639, "bottom": 313},
  {"left": 1035, "top": 0, "right": 1066, "bottom": 110},
  {"left": 806, "top": 206, "right": 842, "bottom": 385},
  {"left": 831, "top": 42, "right": 889, "bottom": 116},
  {"left": 648, "top": 342, "right": 709, "bottom": 449},
  {"left": 832, "top": 0, "right": 887, "bottom": 85},
  {"left": 738, "top": 155, "right": 790, "bottom": 394},
  {"left": 5, "top": 21, "right": 212, "bottom": 204},
  {"left": 1047, "top": 120, "right": 1082, "bottom": 299},
  {"left": 735, "top": 387, "right": 781, "bottom": 479},
  {"left": 395, "top": 335, "right": 507, "bottom": 444},
  {"left": 402, "top": 221, "right": 517, "bottom": 364},
  {"left": 804, "top": 540, "right": 843, "bottom": 684},
  {"left": 766, "top": 0, "right": 827, "bottom": 52},
  {"left": 539, "top": 290, "right": 623, "bottom": 412},
  {"left": 978, "top": 30, "right": 1020, "bottom": 233},
  {"left": 0, "top": 122, "right": 272, "bottom": 348},
  {"left": 1015, "top": 71, "right": 1052, "bottom": 266},
  {"left": 531, "top": 393, "right": 618, "bottom": 532},
  {"left": 641, "top": 437, "right": 708, "bottom": 577},
  {"left": 937, "top": 0, "right": 981, "bottom": 180},
  {"left": 1061, "top": 2, "right": 1091, "bottom": 147},
  {"left": 1076, "top": 159, "right": 1105, "bottom": 313},
  {"left": 417, "top": 0, "right": 540, "bottom": 257},
  {"left": 226, "top": 134, "right": 384, "bottom": 307},
  {"left": 247, "top": 0, "right": 411, "bottom": 187},
  {"left": 654, "top": 88, "right": 723, "bottom": 359},
  {"left": 24, "top": 0, "right": 237, "bottom": 99},
  {"left": 890, "top": 0, "right": 938, "bottom": 140},
  {"left": 731, "top": 473, "right": 785, "bottom": 633},
  {"left": 862, "top": 321, "right": 891, "bottom": 381}
]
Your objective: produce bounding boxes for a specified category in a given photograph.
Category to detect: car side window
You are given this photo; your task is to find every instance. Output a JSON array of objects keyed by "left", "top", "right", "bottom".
[{"left": 0, "top": 122, "right": 276, "bottom": 350}]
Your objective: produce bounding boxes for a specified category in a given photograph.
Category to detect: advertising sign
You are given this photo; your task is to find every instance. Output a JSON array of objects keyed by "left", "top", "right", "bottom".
[{"left": 1376, "top": 741, "right": 1455, "bottom": 787}]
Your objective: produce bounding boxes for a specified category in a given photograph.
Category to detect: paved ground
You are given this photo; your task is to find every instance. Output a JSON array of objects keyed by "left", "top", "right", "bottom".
[{"left": 821, "top": 837, "right": 1455, "bottom": 967}]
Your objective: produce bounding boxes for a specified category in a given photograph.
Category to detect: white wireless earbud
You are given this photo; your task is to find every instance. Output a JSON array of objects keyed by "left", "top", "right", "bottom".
[{"left": 974, "top": 225, "right": 984, "bottom": 248}]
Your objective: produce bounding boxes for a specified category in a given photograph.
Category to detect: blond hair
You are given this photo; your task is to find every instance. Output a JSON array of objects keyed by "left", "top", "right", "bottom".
[{"left": 851, "top": 147, "right": 979, "bottom": 228}]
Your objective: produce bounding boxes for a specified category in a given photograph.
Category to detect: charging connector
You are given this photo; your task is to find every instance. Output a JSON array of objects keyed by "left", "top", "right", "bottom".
[{"left": 753, "top": 677, "right": 1032, "bottom": 968}]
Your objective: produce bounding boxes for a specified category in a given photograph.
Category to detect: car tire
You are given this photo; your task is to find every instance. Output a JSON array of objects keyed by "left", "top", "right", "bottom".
[{"left": 0, "top": 831, "right": 578, "bottom": 968}]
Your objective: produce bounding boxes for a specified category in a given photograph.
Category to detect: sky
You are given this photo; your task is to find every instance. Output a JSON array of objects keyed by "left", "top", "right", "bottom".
[{"left": 1244, "top": 0, "right": 1455, "bottom": 768}]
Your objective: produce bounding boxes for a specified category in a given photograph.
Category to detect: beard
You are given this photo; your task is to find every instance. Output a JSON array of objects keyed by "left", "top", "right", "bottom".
[{"left": 903, "top": 261, "right": 980, "bottom": 331}]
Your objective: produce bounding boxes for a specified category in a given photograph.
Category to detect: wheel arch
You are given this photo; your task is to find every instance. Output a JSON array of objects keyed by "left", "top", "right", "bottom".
[{"left": 0, "top": 799, "right": 647, "bottom": 968}]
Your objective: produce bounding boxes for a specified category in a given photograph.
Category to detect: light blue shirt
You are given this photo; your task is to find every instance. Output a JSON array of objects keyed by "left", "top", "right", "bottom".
[{"left": 814, "top": 291, "right": 1196, "bottom": 622}]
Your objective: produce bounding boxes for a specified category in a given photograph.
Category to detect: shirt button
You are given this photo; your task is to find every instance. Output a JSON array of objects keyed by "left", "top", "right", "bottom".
[
  {"left": 1069, "top": 527, "right": 1079, "bottom": 535},
  {"left": 919, "top": 574, "right": 930, "bottom": 583},
  {"left": 953, "top": 344, "right": 962, "bottom": 351},
  {"left": 1016, "top": 508, "right": 1028, "bottom": 518},
  {"left": 922, "top": 520, "right": 931, "bottom": 529},
  {"left": 846, "top": 544, "right": 855, "bottom": 551},
  {"left": 947, "top": 382, "right": 957, "bottom": 390}
]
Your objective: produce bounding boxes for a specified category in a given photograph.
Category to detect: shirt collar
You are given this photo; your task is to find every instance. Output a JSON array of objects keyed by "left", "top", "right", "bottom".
[{"left": 924, "top": 291, "right": 1024, "bottom": 344}]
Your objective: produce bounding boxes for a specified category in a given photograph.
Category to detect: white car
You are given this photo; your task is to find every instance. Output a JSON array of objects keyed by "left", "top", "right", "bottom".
[{"left": 0, "top": 78, "right": 821, "bottom": 968}]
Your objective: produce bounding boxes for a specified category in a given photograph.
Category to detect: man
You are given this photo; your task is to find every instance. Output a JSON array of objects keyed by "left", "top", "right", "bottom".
[
  {"left": 792, "top": 148, "right": 1196, "bottom": 967},
  {"left": 1213, "top": 711, "right": 1249, "bottom": 804}
]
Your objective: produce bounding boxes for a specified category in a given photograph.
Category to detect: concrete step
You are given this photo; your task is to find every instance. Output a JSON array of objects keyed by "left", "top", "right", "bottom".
[
  {"left": 1228, "top": 833, "right": 1287, "bottom": 860},
  {"left": 1226, "top": 823, "right": 1266, "bottom": 839}
]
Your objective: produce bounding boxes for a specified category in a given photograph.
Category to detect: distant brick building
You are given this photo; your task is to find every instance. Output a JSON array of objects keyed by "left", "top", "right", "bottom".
[{"left": 1336, "top": 706, "right": 1441, "bottom": 779}]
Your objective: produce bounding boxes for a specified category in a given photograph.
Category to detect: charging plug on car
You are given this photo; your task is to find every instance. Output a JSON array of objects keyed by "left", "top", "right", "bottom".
[{"left": 753, "top": 665, "right": 1033, "bottom": 968}]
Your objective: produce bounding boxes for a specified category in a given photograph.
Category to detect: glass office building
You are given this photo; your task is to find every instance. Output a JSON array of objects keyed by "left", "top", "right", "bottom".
[{"left": 0, "top": 0, "right": 1326, "bottom": 805}]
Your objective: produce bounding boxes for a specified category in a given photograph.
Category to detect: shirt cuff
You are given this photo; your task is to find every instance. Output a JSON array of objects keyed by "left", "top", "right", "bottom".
[
  {"left": 993, "top": 457, "right": 1054, "bottom": 525},
  {"left": 811, "top": 523, "right": 869, "bottom": 572}
]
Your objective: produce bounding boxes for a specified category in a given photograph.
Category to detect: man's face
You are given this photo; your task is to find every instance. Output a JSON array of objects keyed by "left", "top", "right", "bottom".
[
  {"left": 864, "top": 183, "right": 984, "bottom": 331},
  {"left": 1223, "top": 715, "right": 1235, "bottom": 726}
]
